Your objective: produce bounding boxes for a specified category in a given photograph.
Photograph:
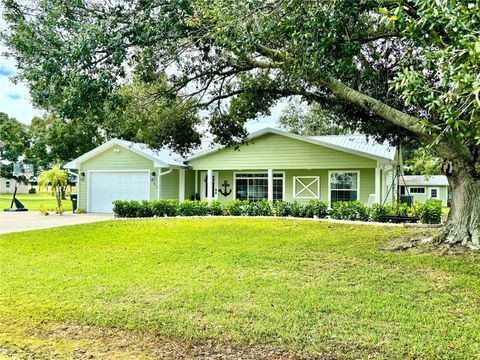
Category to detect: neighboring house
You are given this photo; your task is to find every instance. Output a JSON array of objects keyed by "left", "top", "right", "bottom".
[
  {"left": 0, "top": 177, "right": 29, "bottom": 194},
  {"left": 399, "top": 175, "right": 449, "bottom": 206},
  {"left": 64, "top": 128, "right": 401, "bottom": 213}
]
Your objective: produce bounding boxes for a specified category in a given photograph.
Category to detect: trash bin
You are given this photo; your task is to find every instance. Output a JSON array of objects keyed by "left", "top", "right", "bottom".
[
  {"left": 70, "top": 193, "right": 78, "bottom": 212},
  {"left": 399, "top": 195, "right": 414, "bottom": 207}
]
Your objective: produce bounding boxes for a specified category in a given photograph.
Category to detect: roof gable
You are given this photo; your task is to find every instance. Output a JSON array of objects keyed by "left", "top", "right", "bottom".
[
  {"left": 64, "top": 139, "right": 187, "bottom": 169},
  {"left": 187, "top": 128, "right": 396, "bottom": 163},
  {"left": 187, "top": 131, "right": 378, "bottom": 170}
]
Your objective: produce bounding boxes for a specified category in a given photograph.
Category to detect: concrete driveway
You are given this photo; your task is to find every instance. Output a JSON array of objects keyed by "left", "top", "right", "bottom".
[{"left": 0, "top": 211, "right": 113, "bottom": 234}]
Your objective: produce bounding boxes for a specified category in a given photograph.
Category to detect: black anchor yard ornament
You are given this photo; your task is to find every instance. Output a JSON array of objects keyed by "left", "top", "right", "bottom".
[{"left": 219, "top": 180, "right": 232, "bottom": 197}]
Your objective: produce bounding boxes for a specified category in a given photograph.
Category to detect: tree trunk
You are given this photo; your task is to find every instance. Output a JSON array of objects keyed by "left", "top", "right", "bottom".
[
  {"left": 55, "top": 187, "right": 62, "bottom": 209},
  {"left": 443, "top": 164, "right": 480, "bottom": 247}
]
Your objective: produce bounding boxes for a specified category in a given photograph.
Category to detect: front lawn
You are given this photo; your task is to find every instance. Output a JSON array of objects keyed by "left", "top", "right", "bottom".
[
  {"left": 0, "top": 193, "right": 73, "bottom": 211},
  {"left": 0, "top": 219, "right": 479, "bottom": 358}
]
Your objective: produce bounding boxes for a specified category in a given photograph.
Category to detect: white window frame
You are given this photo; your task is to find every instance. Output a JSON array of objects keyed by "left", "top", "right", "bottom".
[
  {"left": 429, "top": 187, "right": 440, "bottom": 199},
  {"left": 293, "top": 176, "right": 320, "bottom": 199},
  {"left": 328, "top": 170, "right": 360, "bottom": 206},
  {"left": 409, "top": 187, "right": 426, "bottom": 194},
  {"left": 5, "top": 180, "right": 11, "bottom": 188},
  {"left": 233, "top": 171, "right": 285, "bottom": 201}
]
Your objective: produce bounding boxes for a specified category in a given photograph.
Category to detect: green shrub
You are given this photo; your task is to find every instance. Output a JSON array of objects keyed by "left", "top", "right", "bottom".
[
  {"left": 244, "top": 200, "right": 272, "bottom": 216},
  {"left": 289, "top": 201, "right": 305, "bottom": 218},
  {"left": 272, "top": 201, "right": 290, "bottom": 217},
  {"left": 304, "top": 200, "right": 328, "bottom": 218},
  {"left": 75, "top": 207, "right": 86, "bottom": 214},
  {"left": 330, "top": 201, "right": 369, "bottom": 221},
  {"left": 137, "top": 200, "right": 154, "bottom": 217},
  {"left": 208, "top": 200, "right": 224, "bottom": 215},
  {"left": 113, "top": 200, "right": 135, "bottom": 218},
  {"left": 39, "top": 204, "right": 49, "bottom": 216},
  {"left": 369, "top": 203, "right": 390, "bottom": 222},
  {"left": 151, "top": 200, "right": 178, "bottom": 217},
  {"left": 418, "top": 199, "right": 442, "bottom": 224},
  {"left": 224, "top": 200, "right": 244, "bottom": 216},
  {"left": 178, "top": 200, "right": 208, "bottom": 216}
]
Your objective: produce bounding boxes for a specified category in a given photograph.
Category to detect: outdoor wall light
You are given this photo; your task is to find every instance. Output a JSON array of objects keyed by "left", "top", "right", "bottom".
[
  {"left": 151, "top": 171, "right": 156, "bottom": 177},
  {"left": 80, "top": 172, "right": 85, "bottom": 181}
]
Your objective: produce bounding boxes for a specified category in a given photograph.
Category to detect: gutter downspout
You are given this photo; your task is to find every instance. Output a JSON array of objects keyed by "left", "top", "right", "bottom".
[{"left": 157, "top": 168, "right": 173, "bottom": 200}]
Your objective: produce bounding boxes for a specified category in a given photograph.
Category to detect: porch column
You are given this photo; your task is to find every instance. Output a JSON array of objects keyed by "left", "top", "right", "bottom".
[
  {"left": 267, "top": 169, "right": 274, "bottom": 202},
  {"left": 375, "top": 163, "right": 381, "bottom": 204},
  {"left": 178, "top": 169, "right": 185, "bottom": 202},
  {"left": 207, "top": 169, "right": 213, "bottom": 203}
]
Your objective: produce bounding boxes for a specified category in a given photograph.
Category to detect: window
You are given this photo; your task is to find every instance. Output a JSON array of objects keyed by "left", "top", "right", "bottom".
[
  {"left": 330, "top": 172, "right": 358, "bottom": 203},
  {"left": 5, "top": 181, "right": 10, "bottom": 189},
  {"left": 293, "top": 176, "right": 320, "bottom": 199},
  {"left": 235, "top": 173, "right": 284, "bottom": 201},
  {"left": 400, "top": 186, "right": 406, "bottom": 195},
  {"left": 430, "top": 188, "right": 439, "bottom": 199},
  {"left": 410, "top": 187, "right": 425, "bottom": 194}
]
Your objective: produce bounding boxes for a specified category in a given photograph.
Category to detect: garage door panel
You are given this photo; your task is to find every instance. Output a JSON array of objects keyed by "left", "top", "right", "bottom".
[{"left": 89, "top": 171, "right": 150, "bottom": 212}]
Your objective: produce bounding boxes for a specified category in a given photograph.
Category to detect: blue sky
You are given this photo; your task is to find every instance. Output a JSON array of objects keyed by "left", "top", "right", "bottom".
[{"left": 0, "top": 50, "right": 44, "bottom": 124}]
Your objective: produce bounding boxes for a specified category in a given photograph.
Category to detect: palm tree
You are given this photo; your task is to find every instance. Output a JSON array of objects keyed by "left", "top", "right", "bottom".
[{"left": 38, "top": 165, "right": 67, "bottom": 210}]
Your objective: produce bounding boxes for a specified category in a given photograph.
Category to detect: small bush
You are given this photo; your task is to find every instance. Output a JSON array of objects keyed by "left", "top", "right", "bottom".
[
  {"left": 151, "top": 200, "right": 178, "bottom": 217},
  {"left": 39, "top": 204, "right": 49, "bottom": 216},
  {"left": 224, "top": 200, "right": 244, "bottom": 216},
  {"left": 178, "top": 200, "right": 208, "bottom": 216},
  {"left": 208, "top": 200, "right": 224, "bottom": 216},
  {"left": 418, "top": 199, "right": 442, "bottom": 224},
  {"left": 75, "top": 207, "right": 86, "bottom": 214},
  {"left": 272, "top": 201, "right": 290, "bottom": 217},
  {"left": 330, "top": 201, "right": 369, "bottom": 221},
  {"left": 289, "top": 201, "right": 305, "bottom": 218},
  {"left": 55, "top": 205, "right": 65, "bottom": 215},
  {"left": 369, "top": 203, "right": 390, "bottom": 222},
  {"left": 247, "top": 200, "right": 272, "bottom": 216},
  {"left": 304, "top": 200, "right": 328, "bottom": 218}
]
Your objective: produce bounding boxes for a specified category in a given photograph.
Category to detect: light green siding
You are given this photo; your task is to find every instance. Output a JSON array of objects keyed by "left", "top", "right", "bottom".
[
  {"left": 185, "top": 170, "right": 196, "bottom": 200},
  {"left": 187, "top": 133, "right": 377, "bottom": 170},
  {"left": 160, "top": 170, "right": 179, "bottom": 200},
  {"left": 407, "top": 185, "right": 449, "bottom": 206},
  {"left": 209, "top": 168, "right": 377, "bottom": 205},
  {"left": 78, "top": 145, "right": 157, "bottom": 209}
]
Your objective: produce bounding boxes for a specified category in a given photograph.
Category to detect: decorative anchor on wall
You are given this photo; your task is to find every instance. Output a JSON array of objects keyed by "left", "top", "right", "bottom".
[{"left": 219, "top": 180, "right": 232, "bottom": 197}]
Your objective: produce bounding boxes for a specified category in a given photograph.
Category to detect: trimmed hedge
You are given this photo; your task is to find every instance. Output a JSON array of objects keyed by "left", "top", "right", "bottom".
[{"left": 112, "top": 199, "right": 442, "bottom": 224}]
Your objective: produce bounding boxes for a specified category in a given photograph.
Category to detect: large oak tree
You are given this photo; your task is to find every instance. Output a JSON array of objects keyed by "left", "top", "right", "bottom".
[{"left": 2, "top": 0, "right": 479, "bottom": 246}]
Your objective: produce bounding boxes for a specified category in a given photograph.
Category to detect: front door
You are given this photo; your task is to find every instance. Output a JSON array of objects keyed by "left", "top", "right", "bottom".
[{"left": 200, "top": 171, "right": 218, "bottom": 200}]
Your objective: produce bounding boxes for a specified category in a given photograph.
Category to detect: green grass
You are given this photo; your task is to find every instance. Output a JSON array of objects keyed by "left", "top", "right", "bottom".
[
  {"left": 0, "top": 193, "right": 72, "bottom": 211},
  {"left": 0, "top": 218, "right": 479, "bottom": 358}
]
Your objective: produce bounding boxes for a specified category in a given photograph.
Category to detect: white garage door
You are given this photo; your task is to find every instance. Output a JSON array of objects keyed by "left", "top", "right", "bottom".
[{"left": 89, "top": 171, "right": 150, "bottom": 213}]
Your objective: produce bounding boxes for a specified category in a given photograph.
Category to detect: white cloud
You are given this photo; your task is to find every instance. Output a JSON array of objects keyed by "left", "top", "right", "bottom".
[{"left": 0, "top": 54, "right": 43, "bottom": 124}]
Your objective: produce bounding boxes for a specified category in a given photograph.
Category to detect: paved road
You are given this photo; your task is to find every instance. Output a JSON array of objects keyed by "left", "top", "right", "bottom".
[{"left": 0, "top": 211, "right": 113, "bottom": 234}]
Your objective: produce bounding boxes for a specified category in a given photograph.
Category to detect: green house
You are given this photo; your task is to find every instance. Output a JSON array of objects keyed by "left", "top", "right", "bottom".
[
  {"left": 399, "top": 175, "right": 450, "bottom": 206},
  {"left": 64, "top": 128, "right": 403, "bottom": 213}
]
